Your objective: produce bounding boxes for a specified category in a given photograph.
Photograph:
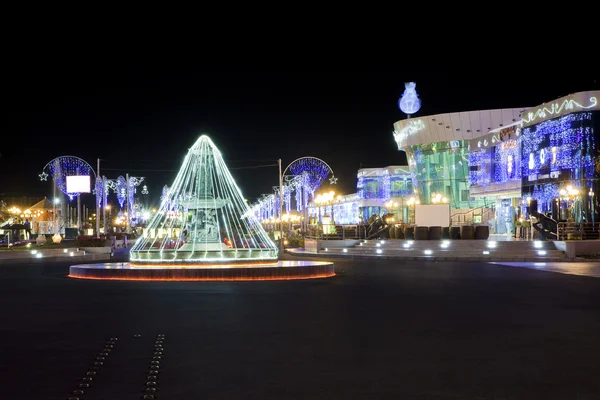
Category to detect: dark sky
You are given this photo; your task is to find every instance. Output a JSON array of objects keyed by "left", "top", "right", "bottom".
[{"left": 2, "top": 67, "right": 598, "bottom": 207}]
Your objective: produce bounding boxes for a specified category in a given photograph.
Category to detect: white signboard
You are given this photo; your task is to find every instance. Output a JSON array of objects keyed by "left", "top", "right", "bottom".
[
  {"left": 415, "top": 204, "right": 450, "bottom": 227},
  {"left": 66, "top": 175, "right": 91, "bottom": 193}
]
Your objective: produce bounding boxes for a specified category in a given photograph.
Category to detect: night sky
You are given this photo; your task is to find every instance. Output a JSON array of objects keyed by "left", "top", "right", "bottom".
[{"left": 3, "top": 68, "right": 598, "bottom": 208}]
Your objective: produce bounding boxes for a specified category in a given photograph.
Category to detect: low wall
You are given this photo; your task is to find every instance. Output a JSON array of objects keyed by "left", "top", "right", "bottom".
[
  {"left": 554, "top": 241, "right": 600, "bottom": 257},
  {"left": 304, "top": 239, "right": 360, "bottom": 253},
  {"left": 81, "top": 246, "right": 112, "bottom": 254}
]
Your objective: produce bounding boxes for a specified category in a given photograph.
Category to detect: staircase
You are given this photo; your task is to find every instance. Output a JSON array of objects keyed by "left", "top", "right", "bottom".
[{"left": 319, "top": 239, "right": 570, "bottom": 261}]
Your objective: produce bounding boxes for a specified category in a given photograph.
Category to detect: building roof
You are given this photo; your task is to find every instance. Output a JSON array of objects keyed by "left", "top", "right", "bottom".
[
  {"left": 393, "top": 108, "right": 526, "bottom": 149},
  {"left": 28, "top": 197, "right": 54, "bottom": 211},
  {"left": 521, "top": 90, "right": 600, "bottom": 127},
  {"left": 357, "top": 165, "right": 411, "bottom": 178}
]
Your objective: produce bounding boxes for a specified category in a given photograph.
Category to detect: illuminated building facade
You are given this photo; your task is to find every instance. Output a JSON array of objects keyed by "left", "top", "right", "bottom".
[
  {"left": 393, "top": 108, "right": 524, "bottom": 219},
  {"left": 392, "top": 90, "right": 600, "bottom": 232},
  {"left": 306, "top": 166, "right": 412, "bottom": 225},
  {"left": 520, "top": 91, "right": 599, "bottom": 223},
  {"left": 355, "top": 166, "right": 413, "bottom": 223}
]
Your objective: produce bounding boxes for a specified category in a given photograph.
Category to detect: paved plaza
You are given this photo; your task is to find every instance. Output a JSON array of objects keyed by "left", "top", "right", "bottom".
[{"left": 1, "top": 254, "right": 600, "bottom": 399}]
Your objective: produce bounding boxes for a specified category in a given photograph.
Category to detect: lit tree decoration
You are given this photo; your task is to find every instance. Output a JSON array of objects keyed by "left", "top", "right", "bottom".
[
  {"left": 398, "top": 82, "right": 422, "bottom": 117},
  {"left": 130, "top": 135, "right": 278, "bottom": 264}
]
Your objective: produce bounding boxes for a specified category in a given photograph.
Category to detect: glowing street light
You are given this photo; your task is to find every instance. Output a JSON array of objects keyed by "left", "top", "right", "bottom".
[
  {"left": 559, "top": 184, "right": 581, "bottom": 221},
  {"left": 431, "top": 192, "right": 448, "bottom": 204}
]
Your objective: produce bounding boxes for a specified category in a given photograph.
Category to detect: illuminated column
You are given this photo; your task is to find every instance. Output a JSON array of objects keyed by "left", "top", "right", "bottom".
[
  {"left": 77, "top": 194, "right": 81, "bottom": 235},
  {"left": 96, "top": 158, "right": 100, "bottom": 237},
  {"left": 125, "top": 173, "right": 130, "bottom": 234},
  {"left": 102, "top": 176, "right": 107, "bottom": 235},
  {"left": 278, "top": 159, "right": 283, "bottom": 251}
]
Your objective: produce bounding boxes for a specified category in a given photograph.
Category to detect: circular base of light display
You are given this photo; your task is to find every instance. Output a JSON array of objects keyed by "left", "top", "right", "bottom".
[{"left": 69, "top": 260, "right": 335, "bottom": 281}]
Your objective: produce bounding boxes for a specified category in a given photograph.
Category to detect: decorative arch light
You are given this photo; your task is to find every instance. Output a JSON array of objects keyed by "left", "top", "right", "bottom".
[{"left": 40, "top": 156, "right": 96, "bottom": 200}]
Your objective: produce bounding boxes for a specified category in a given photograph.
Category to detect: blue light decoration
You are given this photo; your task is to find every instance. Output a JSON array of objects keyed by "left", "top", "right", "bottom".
[
  {"left": 283, "top": 185, "right": 291, "bottom": 213},
  {"left": 468, "top": 148, "right": 492, "bottom": 187},
  {"left": 381, "top": 173, "right": 391, "bottom": 200},
  {"left": 357, "top": 170, "right": 413, "bottom": 200},
  {"left": 294, "top": 176, "right": 303, "bottom": 212},
  {"left": 522, "top": 112, "right": 596, "bottom": 183},
  {"left": 469, "top": 137, "right": 521, "bottom": 187},
  {"left": 525, "top": 183, "right": 561, "bottom": 214},
  {"left": 494, "top": 139, "right": 521, "bottom": 183},
  {"left": 116, "top": 176, "right": 127, "bottom": 208},
  {"left": 521, "top": 111, "right": 597, "bottom": 214},
  {"left": 398, "top": 82, "right": 421, "bottom": 117},
  {"left": 95, "top": 177, "right": 103, "bottom": 208},
  {"left": 128, "top": 177, "right": 144, "bottom": 215},
  {"left": 250, "top": 157, "right": 335, "bottom": 221},
  {"left": 40, "top": 156, "right": 96, "bottom": 200},
  {"left": 287, "top": 157, "right": 334, "bottom": 194},
  {"left": 102, "top": 176, "right": 108, "bottom": 212}
]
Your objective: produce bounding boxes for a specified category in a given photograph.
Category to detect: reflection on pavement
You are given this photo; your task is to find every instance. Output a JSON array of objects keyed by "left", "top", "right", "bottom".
[{"left": 490, "top": 262, "right": 600, "bottom": 278}]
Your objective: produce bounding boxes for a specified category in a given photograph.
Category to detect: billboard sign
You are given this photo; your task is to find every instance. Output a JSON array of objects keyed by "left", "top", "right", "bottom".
[{"left": 66, "top": 175, "right": 91, "bottom": 193}]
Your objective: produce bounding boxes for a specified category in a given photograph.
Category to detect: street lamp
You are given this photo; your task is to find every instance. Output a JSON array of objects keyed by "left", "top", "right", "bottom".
[
  {"left": 406, "top": 196, "right": 420, "bottom": 224},
  {"left": 314, "top": 191, "right": 336, "bottom": 234},
  {"left": 385, "top": 199, "right": 399, "bottom": 223},
  {"left": 559, "top": 185, "right": 580, "bottom": 221},
  {"left": 431, "top": 192, "right": 448, "bottom": 204}
]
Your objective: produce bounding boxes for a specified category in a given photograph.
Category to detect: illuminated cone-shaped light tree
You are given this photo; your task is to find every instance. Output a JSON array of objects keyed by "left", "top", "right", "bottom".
[{"left": 130, "top": 135, "right": 278, "bottom": 264}]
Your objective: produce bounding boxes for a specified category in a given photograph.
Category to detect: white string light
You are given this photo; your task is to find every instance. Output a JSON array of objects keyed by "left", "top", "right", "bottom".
[{"left": 130, "top": 135, "right": 278, "bottom": 263}]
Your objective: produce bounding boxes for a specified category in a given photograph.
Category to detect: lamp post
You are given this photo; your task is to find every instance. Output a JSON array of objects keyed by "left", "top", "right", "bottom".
[
  {"left": 431, "top": 192, "right": 448, "bottom": 204},
  {"left": 559, "top": 185, "right": 579, "bottom": 221},
  {"left": 314, "top": 191, "right": 336, "bottom": 235},
  {"left": 406, "top": 196, "right": 420, "bottom": 224},
  {"left": 590, "top": 187, "right": 595, "bottom": 229},
  {"left": 278, "top": 159, "right": 283, "bottom": 252},
  {"left": 53, "top": 197, "right": 60, "bottom": 234},
  {"left": 385, "top": 199, "right": 399, "bottom": 223}
]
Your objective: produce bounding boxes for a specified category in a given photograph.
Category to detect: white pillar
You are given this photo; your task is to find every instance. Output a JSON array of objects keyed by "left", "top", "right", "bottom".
[
  {"left": 102, "top": 176, "right": 107, "bottom": 235},
  {"left": 96, "top": 159, "right": 100, "bottom": 237},
  {"left": 125, "top": 173, "right": 131, "bottom": 234},
  {"left": 278, "top": 159, "right": 283, "bottom": 251},
  {"left": 77, "top": 195, "right": 81, "bottom": 236}
]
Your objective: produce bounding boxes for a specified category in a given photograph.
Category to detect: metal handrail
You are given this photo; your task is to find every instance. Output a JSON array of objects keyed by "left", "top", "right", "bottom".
[
  {"left": 451, "top": 205, "right": 495, "bottom": 226},
  {"left": 556, "top": 222, "right": 600, "bottom": 240},
  {"left": 305, "top": 223, "right": 374, "bottom": 240}
]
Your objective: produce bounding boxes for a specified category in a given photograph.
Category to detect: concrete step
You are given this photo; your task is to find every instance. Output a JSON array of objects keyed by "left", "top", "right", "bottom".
[
  {"left": 324, "top": 247, "right": 564, "bottom": 256},
  {"left": 354, "top": 240, "right": 556, "bottom": 251},
  {"left": 0, "top": 248, "right": 87, "bottom": 260}
]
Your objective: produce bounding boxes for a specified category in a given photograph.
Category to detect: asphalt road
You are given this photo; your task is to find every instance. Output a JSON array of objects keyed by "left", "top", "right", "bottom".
[{"left": 1, "top": 255, "right": 599, "bottom": 399}]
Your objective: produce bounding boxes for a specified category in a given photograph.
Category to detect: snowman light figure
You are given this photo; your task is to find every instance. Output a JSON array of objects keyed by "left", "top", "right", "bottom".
[{"left": 399, "top": 82, "right": 422, "bottom": 118}]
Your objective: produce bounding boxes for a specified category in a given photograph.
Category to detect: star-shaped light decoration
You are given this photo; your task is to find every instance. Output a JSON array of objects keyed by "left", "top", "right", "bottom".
[
  {"left": 329, "top": 175, "right": 338, "bottom": 185},
  {"left": 39, "top": 172, "right": 48, "bottom": 181}
]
